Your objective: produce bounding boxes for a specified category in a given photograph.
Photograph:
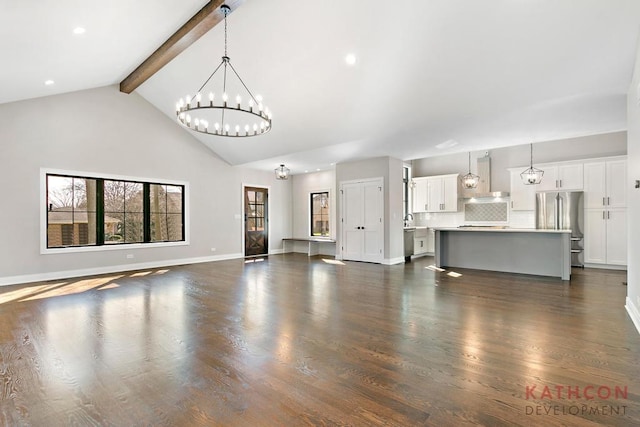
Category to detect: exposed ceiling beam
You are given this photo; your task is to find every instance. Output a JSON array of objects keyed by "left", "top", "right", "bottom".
[{"left": 119, "top": 0, "right": 244, "bottom": 94}]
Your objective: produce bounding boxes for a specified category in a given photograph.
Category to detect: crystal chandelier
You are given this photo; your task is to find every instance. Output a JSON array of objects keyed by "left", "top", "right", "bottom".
[
  {"left": 520, "top": 143, "right": 544, "bottom": 185},
  {"left": 460, "top": 152, "right": 480, "bottom": 189},
  {"left": 275, "top": 164, "right": 290, "bottom": 180},
  {"left": 175, "top": 4, "right": 272, "bottom": 137}
]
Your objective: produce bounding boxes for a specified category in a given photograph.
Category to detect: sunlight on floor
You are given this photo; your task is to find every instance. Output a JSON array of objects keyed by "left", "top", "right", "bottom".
[
  {"left": 20, "top": 275, "right": 125, "bottom": 301},
  {"left": 447, "top": 271, "right": 463, "bottom": 278},
  {"left": 0, "top": 268, "right": 171, "bottom": 304},
  {"left": 322, "top": 259, "right": 345, "bottom": 265},
  {"left": 130, "top": 271, "right": 152, "bottom": 277},
  {"left": 245, "top": 258, "right": 266, "bottom": 263},
  {"left": 426, "top": 265, "right": 445, "bottom": 272}
]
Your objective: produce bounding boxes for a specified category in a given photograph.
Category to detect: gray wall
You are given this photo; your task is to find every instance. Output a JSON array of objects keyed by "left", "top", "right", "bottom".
[
  {"left": 627, "top": 39, "right": 640, "bottom": 332},
  {"left": 335, "top": 156, "right": 403, "bottom": 263},
  {"left": 412, "top": 132, "right": 627, "bottom": 192},
  {"left": 291, "top": 170, "right": 336, "bottom": 239},
  {"left": 0, "top": 85, "right": 292, "bottom": 284}
]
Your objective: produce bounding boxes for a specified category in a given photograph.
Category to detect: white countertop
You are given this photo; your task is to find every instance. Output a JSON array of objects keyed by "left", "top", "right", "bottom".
[{"left": 433, "top": 227, "right": 571, "bottom": 234}]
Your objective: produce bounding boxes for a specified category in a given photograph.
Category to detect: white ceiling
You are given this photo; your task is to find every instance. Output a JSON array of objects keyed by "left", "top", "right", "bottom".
[{"left": 3, "top": 0, "right": 640, "bottom": 175}]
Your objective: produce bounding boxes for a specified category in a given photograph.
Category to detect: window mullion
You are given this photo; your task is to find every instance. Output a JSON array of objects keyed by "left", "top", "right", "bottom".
[
  {"left": 143, "top": 183, "right": 151, "bottom": 243},
  {"left": 97, "top": 179, "right": 104, "bottom": 245}
]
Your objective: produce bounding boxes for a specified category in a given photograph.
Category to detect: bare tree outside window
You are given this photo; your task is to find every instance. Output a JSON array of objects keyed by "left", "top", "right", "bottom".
[{"left": 46, "top": 173, "right": 184, "bottom": 249}]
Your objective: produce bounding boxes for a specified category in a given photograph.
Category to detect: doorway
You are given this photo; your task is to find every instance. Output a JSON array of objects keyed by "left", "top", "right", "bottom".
[{"left": 244, "top": 186, "right": 269, "bottom": 257}]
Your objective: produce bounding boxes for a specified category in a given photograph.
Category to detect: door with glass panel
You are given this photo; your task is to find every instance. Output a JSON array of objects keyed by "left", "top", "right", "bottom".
[{"left": 244, "top": 186, "right": 268, "bottom": 256}]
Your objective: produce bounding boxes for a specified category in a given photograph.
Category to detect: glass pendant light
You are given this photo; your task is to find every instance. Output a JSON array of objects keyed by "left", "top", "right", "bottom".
[
  {"left": 460, "top": 152, "right": 480, "bottom": 189},
  {"left": 520, "top": 143, "right": 544, "bottom": 185},
  {"left": 275, "top": 164, "right": 290, "bottom": 180}
]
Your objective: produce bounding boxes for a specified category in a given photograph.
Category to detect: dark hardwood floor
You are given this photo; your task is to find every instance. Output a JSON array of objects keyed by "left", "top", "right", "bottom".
[{"left": 1, "top": 254, "right": 638, "bottom": 426}]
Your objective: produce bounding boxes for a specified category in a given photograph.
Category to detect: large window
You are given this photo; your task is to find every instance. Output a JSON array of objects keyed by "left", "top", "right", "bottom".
[
  {"left": 310, "top": 192, "right": 329, "bottom": 237},
  {"left": 46, "top": 173, "right": 184, "bottom": 249}
]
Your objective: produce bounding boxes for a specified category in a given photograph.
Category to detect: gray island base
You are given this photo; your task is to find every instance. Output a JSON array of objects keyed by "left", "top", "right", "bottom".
[{"left": 434, "top": 228, "right": 572, "bottom": 280}]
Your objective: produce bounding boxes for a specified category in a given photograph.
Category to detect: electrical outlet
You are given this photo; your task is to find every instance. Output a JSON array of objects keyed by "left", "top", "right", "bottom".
[{"left": 126, "top": 254, "right": 134, "bottom": 259}]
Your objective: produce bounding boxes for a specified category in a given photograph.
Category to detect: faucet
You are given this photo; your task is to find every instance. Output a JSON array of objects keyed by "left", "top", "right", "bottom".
[{"left": 403, "top": 213, "right": 414, "bottom": 227}]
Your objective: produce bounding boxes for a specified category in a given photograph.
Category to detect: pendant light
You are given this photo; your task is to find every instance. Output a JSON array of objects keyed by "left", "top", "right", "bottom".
[
  {"left": 460, "top": 152, "right": 480, "bottom": 189},
  {"left": 275, "top": 164, "right": 290, "bottom": 180},
  {"left": 520, "top": 143, "right": 544, "bottom": 185}
]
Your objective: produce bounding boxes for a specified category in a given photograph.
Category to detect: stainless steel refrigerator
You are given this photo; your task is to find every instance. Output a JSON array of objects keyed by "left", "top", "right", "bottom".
[{"left": 535, "top": 191, "right": 584, "bottom": 267}]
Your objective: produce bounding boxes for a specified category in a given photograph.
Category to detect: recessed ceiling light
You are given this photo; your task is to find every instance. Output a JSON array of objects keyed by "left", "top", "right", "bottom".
[
  {"left": 44, "top": 80, "right": 55, "bottom": 86},
  {"left": 330, "top": 163, "right": 335, "bottom": 166},
  {"left": 345, "top": 53, "right": 357, "bottom": 66},
  {"left": 316, "top": 168, "right": 320, "bottom": 171},
  {"left": 435, "top": 139, "right": 458, "bottom": 149},
  {"left": 304, "top": 170, "right": 309, "bottom": 173},
  {"left": 73, "top": 27, "right": 86, "bottom": 35}
]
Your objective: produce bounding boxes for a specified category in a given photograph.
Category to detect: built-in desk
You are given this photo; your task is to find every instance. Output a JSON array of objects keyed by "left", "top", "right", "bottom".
[
  {"left": 434, "top": 228, "right": 572, "bottom": 280},
  {"left": 282, "top": 238, "right": 336, "bottom": 256}
]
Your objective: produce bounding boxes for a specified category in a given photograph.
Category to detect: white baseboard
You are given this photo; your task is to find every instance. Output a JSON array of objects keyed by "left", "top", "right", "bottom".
[
  {"left": 583, "top": 263, "right": 627, "bottom": 271},
  {"left": 383, "top": 257, "right": 406, "bottom": 265},
  {"left": 0, "top": 253, "right": 244, "bottom": 287},
  {"left": 626, "top": 297, "right": 640, "bottom": 336},
  {"left": 269, "top": 248, "right": 285, "bottom": 255}
]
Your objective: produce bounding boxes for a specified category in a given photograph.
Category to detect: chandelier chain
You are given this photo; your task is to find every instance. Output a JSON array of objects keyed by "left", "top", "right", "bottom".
[{"left": 224, "top": 5, "right": 228, "bottom": 58}]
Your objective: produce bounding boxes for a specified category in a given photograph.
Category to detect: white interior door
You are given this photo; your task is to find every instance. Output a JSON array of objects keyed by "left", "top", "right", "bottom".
[
  {"left": 340, "top": 178, "right": 383, "bottom": 263},
  {"left": 342, "top": 183, "right": 363, "bottom": 261},
  {"left": 362, "top": 180, "right": 383, "bottom": 262}
]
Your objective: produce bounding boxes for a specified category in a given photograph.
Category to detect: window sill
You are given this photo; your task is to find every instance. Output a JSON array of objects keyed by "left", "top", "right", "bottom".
[{"left": 41, "top": 240, "right": 189, "bottom": 255}]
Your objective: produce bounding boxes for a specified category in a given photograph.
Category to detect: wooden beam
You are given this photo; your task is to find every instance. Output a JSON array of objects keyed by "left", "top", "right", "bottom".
[{"left": 119, "top": 0, "right": 244, "bottom": 94}]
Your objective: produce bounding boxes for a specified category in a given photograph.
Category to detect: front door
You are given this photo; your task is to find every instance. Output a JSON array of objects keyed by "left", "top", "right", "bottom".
[{"left": 244, "top": 186, "right": 268, "bottom": 257}]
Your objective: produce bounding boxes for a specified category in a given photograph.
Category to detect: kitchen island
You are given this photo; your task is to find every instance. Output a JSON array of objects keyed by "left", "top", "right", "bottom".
[{"left": 434, "top": 227, "right": 572, "bottom": 280}]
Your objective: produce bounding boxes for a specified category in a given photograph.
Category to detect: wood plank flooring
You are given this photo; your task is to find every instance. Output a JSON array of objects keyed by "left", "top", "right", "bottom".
[{"left": 1, "top": 254, "right": 639, "bottom": 426}]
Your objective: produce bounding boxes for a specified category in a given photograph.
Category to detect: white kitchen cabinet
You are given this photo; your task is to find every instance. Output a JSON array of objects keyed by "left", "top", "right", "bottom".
[
  {"left": 426, "top": 174, "right": 460, "bottom": 212},
  {"left": 584, "top": 159, "right": 626, "bottom": 209},
  {"left": 413, "top": 228, "right": 428, "bottom": 255},
  {"left": 537, "top": 162, "right": 584, "bottom": 191},
  {"left": 509, "top": 169, "right": 536, "bottom": 210},
  {"left": 426, "top": 228, "right": 435, "bottom": 253},
  {"left": 412, "top": 174, "right": 460, "bottom": 213},
  {"left": 584, "top": 207, "right": 627, "bottom": 266},
  {"left": 412, "top": 177, "right": 429, "bottom": 212},
  {"left": 413, "top": 228, "right": 435, "bottom": 256}
]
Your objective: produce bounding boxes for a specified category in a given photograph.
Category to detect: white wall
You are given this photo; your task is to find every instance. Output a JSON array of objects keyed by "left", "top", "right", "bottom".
[
  {"left": 412, "top": 132, "right": 627, "bottom": 192},
  {"left": 626, "top": 39, "right": 640, "bottom": 334},
  {"left": 0, "top": 85, "right": 292, "bottom": 285},
  {"left": 335, "top": 156, "right": 404, "bottom": 263}
]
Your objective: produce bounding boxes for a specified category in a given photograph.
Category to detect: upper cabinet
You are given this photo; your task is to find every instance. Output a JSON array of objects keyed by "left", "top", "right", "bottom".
[
  {"left": 412, "top": 174, "right": 460, "bottom": 213},
  {"left": 412, "top": 177, "right": 429, "bottom": 213},
  {"left": 509, "top": 169, "right": 536, "bottom": 210},
  {"left": 584, "top": 158, "right": 627, "bottom": 209},
  {"left": 536, "top": 162, "right": 584, "bottom": 191}
]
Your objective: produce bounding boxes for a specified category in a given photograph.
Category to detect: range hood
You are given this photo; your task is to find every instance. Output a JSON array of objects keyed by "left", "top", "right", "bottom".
[{"left": 464, "top": 156, "right": 510, "bottom": 198}]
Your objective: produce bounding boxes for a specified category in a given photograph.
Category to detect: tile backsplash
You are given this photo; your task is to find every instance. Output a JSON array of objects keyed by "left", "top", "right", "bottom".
[
  {"left": 464, "top": 202, "right": 508, "bottom": 223},
  {"left": 415, "top": 198, "right": 536, "bottom": 229}
]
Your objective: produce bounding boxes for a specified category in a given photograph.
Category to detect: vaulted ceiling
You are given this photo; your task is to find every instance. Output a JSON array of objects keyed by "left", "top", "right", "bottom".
[{"left": 3, "top": 0, "right": 640, "bottom": 174}]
